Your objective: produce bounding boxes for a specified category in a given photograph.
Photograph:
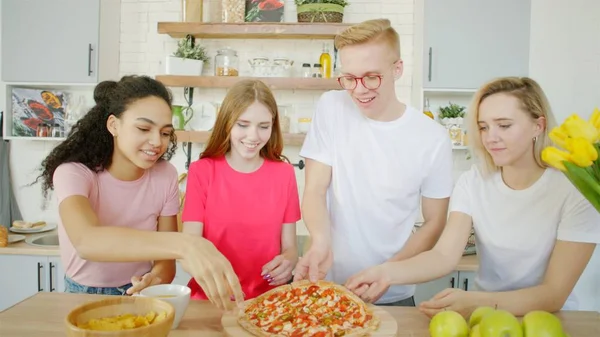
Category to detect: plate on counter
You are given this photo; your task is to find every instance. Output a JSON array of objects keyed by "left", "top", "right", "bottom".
[
  {"left": 8, "top": 234, "right": 26, "bottom": 244},
  {"left": 9, "top": 222, "right": 57, "bottom": 234}
]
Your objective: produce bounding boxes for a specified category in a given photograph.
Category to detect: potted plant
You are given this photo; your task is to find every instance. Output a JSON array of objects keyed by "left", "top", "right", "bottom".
[
  {"left": 295, "top": 0, "right": 348, "bottom": 23},
  {"left": 166, "top": 38, "right": 209, "bottom": 76},
  {"left": 438, "top": 102, "right": 466, "bottom": 127}
]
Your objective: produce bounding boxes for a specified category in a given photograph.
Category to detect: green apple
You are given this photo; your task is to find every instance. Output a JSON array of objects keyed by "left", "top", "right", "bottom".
[
  {"left": 522, "top": 310, "right": 564, "bottom": 337},
  {"left": 470, "top": 324, "right": 481, "bottom": 337},
  {"left": 429, "top": 310, "right": 470, "bottom": 337},
  {"left": 469, "top": 306, "right": 496, "bottom": 328},
  {"left": 479, "top": 310, "right": 523, "bottom": 337}
]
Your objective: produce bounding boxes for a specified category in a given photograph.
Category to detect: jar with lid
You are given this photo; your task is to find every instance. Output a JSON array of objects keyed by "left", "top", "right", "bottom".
[
  {"left": 301, "top": 63, "right": 312, "bottom": 78},
  {"left": 36, "top": 123, "right": 49, "bottom": 137},
  {"left": 222, "top": 0, "right": 245, "bottom": 23},
  {"left": 312, "top": 63, "right": 322, "bottom": 78},
  {"left": 215, "top": 48, "right": 239, "bottom": 76}
]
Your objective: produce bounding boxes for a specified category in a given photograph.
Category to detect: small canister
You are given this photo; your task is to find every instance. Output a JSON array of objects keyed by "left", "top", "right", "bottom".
[
  {"left": 36, "top": 123, "right": 49, "bottom": 137},
  {"left": 301, "top": 63, "right": 312, "bottom": 78},
  {"left": 215, "top": 48, "right": 239, "bottom": 76}
]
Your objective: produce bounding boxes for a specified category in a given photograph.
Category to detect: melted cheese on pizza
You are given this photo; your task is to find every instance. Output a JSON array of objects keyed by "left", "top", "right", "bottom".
[{"left": 243, "top": 284, "right": 375, "bottom": 337}]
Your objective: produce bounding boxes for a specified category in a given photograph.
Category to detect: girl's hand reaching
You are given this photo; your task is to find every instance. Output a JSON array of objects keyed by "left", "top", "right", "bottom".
[
  {"left": 180, "top": 236, "right": 244, "bottom": 311},
  {"left": 262, "top": 254, "right": 294, "bottom": 286},
  {"left": 126, "top": 272, "right": 162, "bottom": 295}
]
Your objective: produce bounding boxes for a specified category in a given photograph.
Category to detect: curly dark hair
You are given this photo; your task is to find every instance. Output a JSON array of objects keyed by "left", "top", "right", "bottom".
[{"left": 33, "top": 75, "right": 178, "bottom": 199}]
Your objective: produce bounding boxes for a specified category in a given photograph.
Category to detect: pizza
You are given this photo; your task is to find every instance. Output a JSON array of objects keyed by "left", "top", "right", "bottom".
[{"left": 237, "top": 280, "right": 380, "bottom": 337}]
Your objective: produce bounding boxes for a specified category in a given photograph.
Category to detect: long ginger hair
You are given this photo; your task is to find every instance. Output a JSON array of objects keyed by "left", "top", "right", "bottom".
[{"left": 200, "top": 79, "right": 288, "bottom": 162}]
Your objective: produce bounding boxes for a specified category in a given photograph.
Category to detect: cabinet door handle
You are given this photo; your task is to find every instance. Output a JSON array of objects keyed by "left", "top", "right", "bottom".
[
  {"left": 88, "top": 43, "right": 94, "bottom": 76},
  {"left": 450, "top": 276, "right": 455, "bottom": 288},
  {"left": 49, "top": 262, "right": 55, "bottom": 292},
  {"left": 37, "top": 263, "right": 43, "bottom": 292},
  {"left": 428, "top": 47, "right": 433, "bottom": 82},
  {"left": 463, "top": 278, "right": 469, "bottom": 291}
]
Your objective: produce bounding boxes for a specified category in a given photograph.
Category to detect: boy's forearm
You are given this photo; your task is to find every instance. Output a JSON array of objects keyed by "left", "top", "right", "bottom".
[
  {"left": 301, "top": 193, "right": 332, "bottom": 247},
  {"left": 388, "top": 219, "right": 444, "bottom": 262}
]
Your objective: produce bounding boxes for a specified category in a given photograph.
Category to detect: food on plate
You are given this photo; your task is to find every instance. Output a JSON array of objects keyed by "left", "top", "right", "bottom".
[
  {"left": 0, "top": 226, "right": 7, "bottom": 247},
  {"left": 77, "top": 311, "right": 167, "bottom": 331},
  {"left": 238, "top": 280, "right": 380, "bottom": 337},
  {"left": 12, "top": 220, "right": 46, "bottom": 230}
]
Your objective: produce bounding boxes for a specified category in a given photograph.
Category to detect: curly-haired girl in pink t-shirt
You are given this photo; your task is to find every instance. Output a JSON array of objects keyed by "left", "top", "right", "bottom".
[
  {"left": 33, "top": 75, "right": 243, "bottom": 310},
  {"left": 182, "top": 79, "right": 302, "bottom": 300}
]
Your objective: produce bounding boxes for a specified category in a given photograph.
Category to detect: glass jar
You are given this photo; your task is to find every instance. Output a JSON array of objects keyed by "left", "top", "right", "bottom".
[
  {"left": 36, "top": 123, "right": 49, "bottom": 137},
  {"left": 301, "top": 63, "right": 312, "bottom": 78},
  {"left": 215, "top": 48, "right": 239, "bottom": 76},
  {"left": 222, "top": 0, "right": 245, "bottom": 23},
  {"left": 312, "top": 63, "right": 322, "bottom": 78}
]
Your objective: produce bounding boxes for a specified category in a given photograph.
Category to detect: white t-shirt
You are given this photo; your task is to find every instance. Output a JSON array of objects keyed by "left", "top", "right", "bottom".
[
  {"left": 450, "top": 165, "right": 600, "bottom": 310},
  {"left": 300, "top": 90, "right": 454, "bottom": 303}
]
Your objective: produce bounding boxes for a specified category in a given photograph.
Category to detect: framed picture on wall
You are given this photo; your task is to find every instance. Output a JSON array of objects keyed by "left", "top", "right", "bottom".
[{"left": 245, "top": 0, "right": 284, "bottom": 22}]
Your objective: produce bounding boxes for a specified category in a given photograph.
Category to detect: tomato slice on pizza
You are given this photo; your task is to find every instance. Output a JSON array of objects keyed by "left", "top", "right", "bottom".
[{"left": 237, "top": 280, "right": 380, "bottom": 337}]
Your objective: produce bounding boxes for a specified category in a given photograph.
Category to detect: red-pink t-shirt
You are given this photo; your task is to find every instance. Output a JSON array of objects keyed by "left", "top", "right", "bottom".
[
  {"left": 181, "top": 156, "right": 301, "bottom": 300},
  {"left": 52, "top": 161, "right": 180, "bottom": 287}
]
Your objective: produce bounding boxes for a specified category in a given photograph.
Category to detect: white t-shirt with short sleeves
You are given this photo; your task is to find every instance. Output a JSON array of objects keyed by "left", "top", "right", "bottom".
[
  {"left": 450, "top": 165, "right": 600, "bottom": 310},
  {"left": 300, "top": 90, "right": 454, "bottom": 303}
]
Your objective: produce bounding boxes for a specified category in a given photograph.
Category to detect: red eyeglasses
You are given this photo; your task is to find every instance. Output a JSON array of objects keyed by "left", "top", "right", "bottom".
[{"left": 337, "top": 75, "right": 383, "bottom": 90}]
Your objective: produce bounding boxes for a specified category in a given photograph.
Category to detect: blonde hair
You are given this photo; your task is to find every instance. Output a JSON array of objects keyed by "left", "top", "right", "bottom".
[
  {"left": 467, "top": 77, "right": 557, "bottom": 176},
  {"left": 201, "top": 79, "right": 287, "bottom": 162},
  {"left": 334, "top": 19, "right": 400, "bottom": 60}
]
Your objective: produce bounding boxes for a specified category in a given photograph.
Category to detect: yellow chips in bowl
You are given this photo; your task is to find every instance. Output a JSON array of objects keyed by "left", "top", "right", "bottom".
[{"left": 77, "top": 311, "right": 167, "bottom": 331}]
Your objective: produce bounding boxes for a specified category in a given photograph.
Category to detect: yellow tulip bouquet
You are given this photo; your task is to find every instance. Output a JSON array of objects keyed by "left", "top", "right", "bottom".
[{"left": 542, "top": 108, "right": 600, "bottom": 212}]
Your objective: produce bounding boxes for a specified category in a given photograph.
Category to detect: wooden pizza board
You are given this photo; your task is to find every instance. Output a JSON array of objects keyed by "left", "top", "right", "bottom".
[{"left": 221, "top": 304, "right": 399, "bottom": 336}]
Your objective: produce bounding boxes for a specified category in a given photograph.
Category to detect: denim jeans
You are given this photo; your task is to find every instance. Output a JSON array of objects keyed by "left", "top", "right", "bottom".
[
  {"left": 377, "top": 296, "right": 416, "bottom": 307},
  {"left": 64, "top": 276, "right": 133, "bottom": 296}
]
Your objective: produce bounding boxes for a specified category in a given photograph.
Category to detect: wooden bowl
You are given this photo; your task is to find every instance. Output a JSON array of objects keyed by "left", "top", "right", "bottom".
[{"left": 65, "top": 296, "right": 175, "bottom": 337}]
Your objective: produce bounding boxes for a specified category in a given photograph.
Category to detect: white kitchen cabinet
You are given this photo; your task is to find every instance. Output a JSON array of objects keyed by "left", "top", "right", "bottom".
[
  {"left": 423, "top": 0, "right": 531, "bottom": 89},
  {"left": 0, "top": 255, "right": 65, "bottom": 312},
  {"left": 413, "top": 270, "right": 477, "bottom": 305},
  {"left": 1, "top": 0, "right": 120, "bottom": 84}
]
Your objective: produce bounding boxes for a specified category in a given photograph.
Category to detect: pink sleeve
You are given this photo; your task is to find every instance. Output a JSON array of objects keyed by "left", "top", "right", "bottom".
[
  {"left": 52, "top": 163, "right": 94, "bottom": 204},
  {"left": 181, "top": 159, "right": 212, "bottom": 223},
  {"left": 160, "top": 162, "right": 181, "bottom": 217},
  {"left": 283, "top": 165, "right": 301, "bottom": 224}
]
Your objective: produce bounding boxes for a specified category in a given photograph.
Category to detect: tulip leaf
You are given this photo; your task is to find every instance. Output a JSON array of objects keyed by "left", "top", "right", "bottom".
[{"left": 564, "top": 161, "right": 600, "bottom": 213}]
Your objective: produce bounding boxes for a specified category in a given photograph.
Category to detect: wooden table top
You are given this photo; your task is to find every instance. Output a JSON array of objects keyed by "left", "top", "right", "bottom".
[{"left": 0, "top": 292, "right": 598, "bottom": 336}]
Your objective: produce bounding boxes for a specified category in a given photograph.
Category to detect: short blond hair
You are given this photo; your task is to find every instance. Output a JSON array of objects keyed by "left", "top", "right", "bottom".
[
  {"left": 334, "top": 19, "right": 400, "bottom": 59},
  {"left": 467, "top": 77, "right": 557, "bottom": 176}
]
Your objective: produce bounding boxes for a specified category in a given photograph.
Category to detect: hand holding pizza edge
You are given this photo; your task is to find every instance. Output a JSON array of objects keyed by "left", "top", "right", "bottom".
[{"left": 344, "top": 263, "right": 392, "bottom": 303}]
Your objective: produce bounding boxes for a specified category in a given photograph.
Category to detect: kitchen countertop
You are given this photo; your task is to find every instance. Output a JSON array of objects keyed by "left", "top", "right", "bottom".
[
  {"left": 1, "top": 229, "right": 60, "bottom": 256},
  {"left": 0, "top": 230, "right": 479, "bottom": 272},
  {"left": 1, "top": 292, "right": 598, "bottom": 336}
]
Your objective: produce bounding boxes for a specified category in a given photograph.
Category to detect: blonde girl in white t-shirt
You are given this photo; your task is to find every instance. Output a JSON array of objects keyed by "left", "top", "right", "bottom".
[{"left": 345, "top": 76, "right": 600, "bottom": 318}]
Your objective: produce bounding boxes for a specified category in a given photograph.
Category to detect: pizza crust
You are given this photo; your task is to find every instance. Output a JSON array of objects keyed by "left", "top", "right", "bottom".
[{"left": 237, "top": 280, "right": 381, "bottom": 337}]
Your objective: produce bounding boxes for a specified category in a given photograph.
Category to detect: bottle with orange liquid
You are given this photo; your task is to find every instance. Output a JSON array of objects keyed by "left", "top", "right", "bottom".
[{"left": 319, "top": 43, "right": 332, "bottom": 78}]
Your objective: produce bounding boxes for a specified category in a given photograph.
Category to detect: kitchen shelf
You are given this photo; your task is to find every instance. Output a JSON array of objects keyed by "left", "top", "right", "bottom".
[
  {"left": 157, "top": 22, "right": 353, "bottom": 40},
  {"left": 156, "top": 75, "right": 340, "bottom": 90},
  {"left": 175, "top": 130, "right": 306, "bottom": 146}
]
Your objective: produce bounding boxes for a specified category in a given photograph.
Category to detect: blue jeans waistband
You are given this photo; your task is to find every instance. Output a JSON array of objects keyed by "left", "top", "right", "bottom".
[{"left": 64, "top": 276, "right": 133, "bottom": 296}]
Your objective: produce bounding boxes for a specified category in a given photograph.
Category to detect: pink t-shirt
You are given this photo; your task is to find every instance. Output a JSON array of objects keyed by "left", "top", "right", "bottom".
[
  {"left": 182, "top": 156, "right": 301, "bottom": 300},
  {"left": 53, "top": 160, "right": 180, "bottom": 287}
]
